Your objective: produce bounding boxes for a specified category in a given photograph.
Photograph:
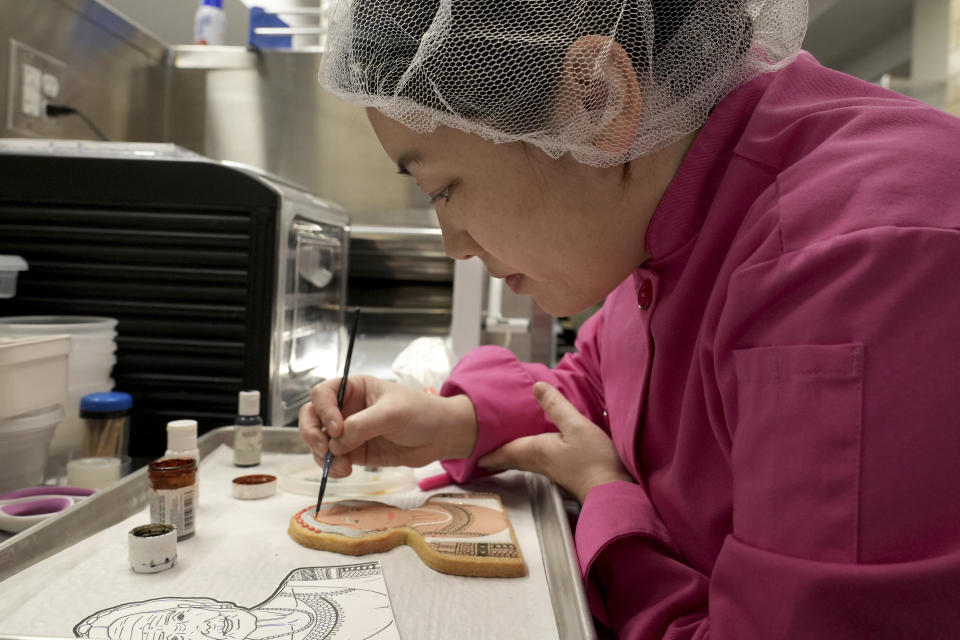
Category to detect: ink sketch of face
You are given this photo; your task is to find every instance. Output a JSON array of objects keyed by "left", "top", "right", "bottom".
[{"left": 74, "top": 598, "right": 257, "bottom": 640}]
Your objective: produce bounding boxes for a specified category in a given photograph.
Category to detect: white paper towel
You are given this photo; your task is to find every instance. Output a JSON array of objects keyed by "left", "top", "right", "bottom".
[{"left": 0, "top": 445, "right": 560, "bottom": 640}]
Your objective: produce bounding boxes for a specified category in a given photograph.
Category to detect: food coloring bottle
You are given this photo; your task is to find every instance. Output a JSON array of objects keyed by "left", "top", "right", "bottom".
[{"left": 233, "top": 390, "right": 263, "bottom": 467}]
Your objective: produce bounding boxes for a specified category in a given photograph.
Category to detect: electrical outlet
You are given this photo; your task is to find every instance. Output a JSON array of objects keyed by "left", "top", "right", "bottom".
[{"left": 6, "top": 39, "right": 67, "bottom": 136}]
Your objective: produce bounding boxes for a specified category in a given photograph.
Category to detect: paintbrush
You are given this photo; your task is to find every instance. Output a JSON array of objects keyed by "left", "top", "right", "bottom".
[{"left": 316, "top": 306, "right": 361, "bottom": 516}]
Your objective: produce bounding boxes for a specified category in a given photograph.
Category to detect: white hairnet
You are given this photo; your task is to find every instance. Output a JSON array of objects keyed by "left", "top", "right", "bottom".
[{"left": 319, "top": 0, "right": 808, "bottom": 167}]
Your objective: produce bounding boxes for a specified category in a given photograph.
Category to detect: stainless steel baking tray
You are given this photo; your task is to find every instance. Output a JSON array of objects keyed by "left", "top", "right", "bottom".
[{"left": 0, "top": 427, "right": 595, "bottom": 640}]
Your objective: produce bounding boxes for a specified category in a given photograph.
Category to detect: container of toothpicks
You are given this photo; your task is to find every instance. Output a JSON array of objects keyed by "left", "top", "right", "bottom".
[{"left": 79, "top": 391, "right": 133, "bottom": 458}]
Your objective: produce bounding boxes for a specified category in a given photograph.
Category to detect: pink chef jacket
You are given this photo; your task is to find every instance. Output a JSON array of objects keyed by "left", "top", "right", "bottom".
[{"left": 440, "top": 52, "right": 960, "bottom": 638}]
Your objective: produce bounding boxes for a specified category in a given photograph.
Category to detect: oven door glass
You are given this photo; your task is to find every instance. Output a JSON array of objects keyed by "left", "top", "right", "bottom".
[{"left": 282, "top": 217, "right": 346, "bottom": 420}]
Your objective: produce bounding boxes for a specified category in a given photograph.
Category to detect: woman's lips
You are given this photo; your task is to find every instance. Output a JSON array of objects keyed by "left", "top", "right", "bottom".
[{"left": 505, "top": 274, "right": 524, "bottom": 294}]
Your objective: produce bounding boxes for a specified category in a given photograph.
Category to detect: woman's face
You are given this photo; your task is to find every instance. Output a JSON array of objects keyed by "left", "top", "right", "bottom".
[{"left": 367, "top": 109, "right": 670, "bottom": 316}]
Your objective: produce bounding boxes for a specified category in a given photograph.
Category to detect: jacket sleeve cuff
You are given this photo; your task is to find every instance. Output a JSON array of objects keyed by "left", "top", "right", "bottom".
[
  {"left": 439, "top": 345, "right": 555, "bottom": 483},
  {"left": 576, "top": 480, "right": 680, "bottom": 577}
]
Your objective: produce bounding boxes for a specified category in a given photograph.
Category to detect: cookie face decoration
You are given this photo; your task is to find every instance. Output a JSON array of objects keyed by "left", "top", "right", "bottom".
[{"left": 288, "top": 493, "right": 527, "bottom": 578}]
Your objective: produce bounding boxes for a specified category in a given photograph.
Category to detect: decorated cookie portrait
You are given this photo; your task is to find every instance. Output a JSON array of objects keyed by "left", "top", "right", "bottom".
[{"left": 289, "top": 493, "right": 527, "bottom": 578}]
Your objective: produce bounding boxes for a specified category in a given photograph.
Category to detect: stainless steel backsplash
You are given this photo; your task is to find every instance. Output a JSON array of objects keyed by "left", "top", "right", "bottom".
[
  {"left": 0, "top": 0, "right": 168, "bottom": 144},
  {"left": 165, "top": 45, "right": 433, "bottom": 222},
  {"left": 0, "top": 1, "right": 430, "bottom": 222},
  {"left": 0, "top": 1, "right": 554, "bottom": 366}
]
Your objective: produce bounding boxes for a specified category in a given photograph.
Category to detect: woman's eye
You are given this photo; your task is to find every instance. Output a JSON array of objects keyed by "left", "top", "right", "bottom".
[
  {"left": 430, "top": 186, "right": 451, "bottom": 204},
  {"left": 176, "top": 613, "right": 185, "bottom": 621}
]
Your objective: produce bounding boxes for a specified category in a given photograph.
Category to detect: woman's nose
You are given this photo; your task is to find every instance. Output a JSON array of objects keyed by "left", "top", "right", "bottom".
[{"left": 440, "top": 227, "right": 482, "bottom": 261}]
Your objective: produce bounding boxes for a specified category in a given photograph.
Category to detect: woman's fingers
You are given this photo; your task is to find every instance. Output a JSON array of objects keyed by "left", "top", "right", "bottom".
[
  {"left": 478, "top": 383, "right": 585, "bottom": 474},
  {"left": 298, "top": 401, "right": 327, "bottom": 453},
  {"left": 481, "top": 382, "right": 633, "bottom": 502},
  {"left": 309, "top": 378, "right": 347, "bottom": 437},
  {"left": 301, "top": 401, "right": 352, "bottom": 476},
  {"left": 300, "top": 376, "right": 463, "bottom": 474},
  {"left": 478, "top": 434, "right": 557, "bottom": 475},
  {"left": 302, "top": 378, "right": 375, "bottom": 477},
  {"left": 532, "top": 381, "right": 588, "bottom": 434},
  {"left": 311, "top": 448, "right": 356, "bottom": 478},
  {"left": 329, "top": 401, "right": 395, "bottom": 456}
]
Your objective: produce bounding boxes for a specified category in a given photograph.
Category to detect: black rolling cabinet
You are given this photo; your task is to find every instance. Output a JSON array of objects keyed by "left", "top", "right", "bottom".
[{"left": 0, "top": 143, "right": 348, "bottom": 457}]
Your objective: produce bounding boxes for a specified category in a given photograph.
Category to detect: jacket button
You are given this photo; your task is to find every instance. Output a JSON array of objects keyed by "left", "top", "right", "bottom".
[{"left": 636, "top": 278, "right": 653, "bottom": 310}]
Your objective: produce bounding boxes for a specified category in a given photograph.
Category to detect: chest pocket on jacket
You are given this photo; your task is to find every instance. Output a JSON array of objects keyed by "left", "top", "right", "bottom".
[{"left": 731, "top": 343, "right": 864, "bottom": 562}]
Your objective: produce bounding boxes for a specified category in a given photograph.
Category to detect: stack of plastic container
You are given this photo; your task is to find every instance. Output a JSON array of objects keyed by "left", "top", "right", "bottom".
[
  {"left": 0, "top": 255, "right": 27, "bottom": 298},
  {"left": 0, "top": 316, "right": 118, "bottom": 466},
  {"left": 0, "top": 335, "right": 70, "bottom": 491},
  {"left": 0, "top": 257, "right": 72, "bottom": 491}
]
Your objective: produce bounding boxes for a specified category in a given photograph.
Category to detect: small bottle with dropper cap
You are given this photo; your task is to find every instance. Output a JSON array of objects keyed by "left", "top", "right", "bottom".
[
  {"left": 165, "top": 418, "right": 200, "bottom": 503},
  {"left": 165, "top": 419, "right": 200, "bottom": 462},
  {"left": 233, "top": 390, "right": 262, "bottom": 467}
]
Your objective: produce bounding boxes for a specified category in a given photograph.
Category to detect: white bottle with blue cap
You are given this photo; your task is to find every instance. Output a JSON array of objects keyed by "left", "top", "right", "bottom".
[{"left": 194, "top": 0, "right": 227, "bottom": 45}]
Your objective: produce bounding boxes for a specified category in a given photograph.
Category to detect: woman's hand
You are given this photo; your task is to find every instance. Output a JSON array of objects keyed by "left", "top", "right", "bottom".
[
  {"left": 477, "top": 381, "right": 633, "bottom": 503},
  {"left": 298, "top": 375, "right": 478, "bottom": 477}
]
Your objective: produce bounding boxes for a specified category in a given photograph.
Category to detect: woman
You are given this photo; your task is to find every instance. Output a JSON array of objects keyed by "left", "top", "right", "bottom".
[{"left": 300, "top": 1, "right": 960, "bottom": 637}]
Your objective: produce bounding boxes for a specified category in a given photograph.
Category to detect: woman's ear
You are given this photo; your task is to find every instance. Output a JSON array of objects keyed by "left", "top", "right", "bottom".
[{"left": 555, "top": 35, "right": 643, "bottom": 156}]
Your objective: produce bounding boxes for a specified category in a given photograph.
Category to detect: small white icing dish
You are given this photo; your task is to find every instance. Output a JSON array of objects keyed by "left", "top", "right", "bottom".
[
  {"left": 128, "top": 523, "right": 177, "bottom": 573},
  {"left": 232, "top": 474, "right": 277, "bottom": 500},
  {"left": 67, "top": 456, "right": 122, "bottom": 489}
]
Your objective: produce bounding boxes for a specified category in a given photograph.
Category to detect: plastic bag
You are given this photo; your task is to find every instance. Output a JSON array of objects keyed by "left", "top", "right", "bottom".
[{"left": 391, "top": 337, "right": 456, "bottom": 391}]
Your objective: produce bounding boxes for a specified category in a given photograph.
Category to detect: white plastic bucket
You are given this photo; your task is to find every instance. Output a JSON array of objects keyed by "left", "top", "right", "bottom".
[
  {"left": 0, "top": 316, "right": 116, "bottom": 337},
  {"left": 0, "top": 405, "right": 64, "bottom": 492},
  {"left": 68, "top": 353, "right": 117, "bottom": 389},
  {"left": 0, "top": 317, "right": 118, "bottom": 459},
  {"left": 0, "top": 255, "right": 28, "bottom": 299},
  {"left": 0, "top": 317, "right": 117, "bottom": 381},
  {"left": 0, "top": 335, "right": 70, "bottom": 421}
]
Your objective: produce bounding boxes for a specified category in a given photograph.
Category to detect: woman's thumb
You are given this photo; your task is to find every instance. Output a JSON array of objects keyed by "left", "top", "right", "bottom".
[{"left": 532, "top": 382, "right": 581, "bottom": 434}]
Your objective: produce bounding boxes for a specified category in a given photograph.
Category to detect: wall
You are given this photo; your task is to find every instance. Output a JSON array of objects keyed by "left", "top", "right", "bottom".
[
  {"left": 949, "top": 0, "right": 960, "bottom": 116},
  {"left": 804, "top": 0, "right": 913, "bottom": 81},
  {"left": 165, "top": 46, "right": 430, "bottom": 221},
  {"left": 101, "top": 0, "right": 250, "bottom": 46},
  {"left": 805, "top": 0, "right": 958, "bottom": 109},
  {"left": 0, "top": 1, "right": 420, "bottom": 218},
  {"left": 0, "top": 0, "right": 167, "bottom": 143}
]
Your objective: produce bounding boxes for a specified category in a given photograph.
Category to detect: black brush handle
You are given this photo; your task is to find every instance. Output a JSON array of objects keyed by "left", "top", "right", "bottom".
[{"left": 315, "top": 307, "right": 361, "bottom": 515}]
